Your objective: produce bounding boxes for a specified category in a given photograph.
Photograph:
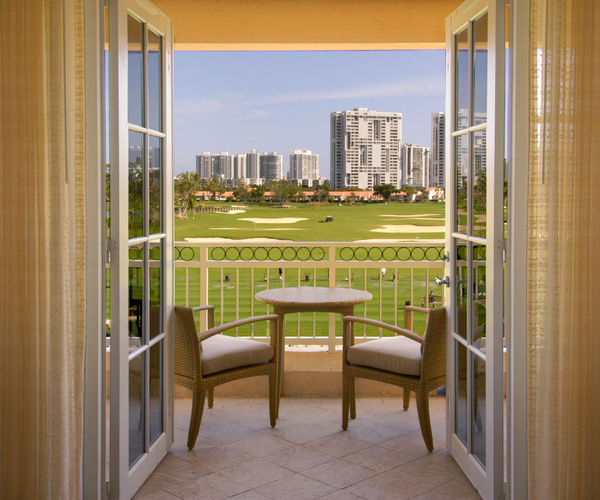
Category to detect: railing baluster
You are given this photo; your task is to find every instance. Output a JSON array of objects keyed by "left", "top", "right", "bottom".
[{"left": 174, "top": 241, "right": 445, "bottom": 347}]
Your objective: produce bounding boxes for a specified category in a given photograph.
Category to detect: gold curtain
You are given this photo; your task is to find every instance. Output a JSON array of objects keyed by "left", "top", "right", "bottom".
[
  {"left": 0, "top": 0, "right": 86, "bottom": 497},
  {"left": 529, "top": 0, "right": 600, "bottom": 497}
]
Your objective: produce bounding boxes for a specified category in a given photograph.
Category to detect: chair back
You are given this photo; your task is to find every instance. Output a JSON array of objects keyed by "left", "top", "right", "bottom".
[
  {"left": 420, "top": 307, "right": 447, "bottom": 381},
  {"left": 174, "top": 306, "right": 202, "bottom": 390}
]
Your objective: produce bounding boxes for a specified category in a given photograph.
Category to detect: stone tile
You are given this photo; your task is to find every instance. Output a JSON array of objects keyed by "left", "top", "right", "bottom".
[
  {"left": 133, "top": 489, "right": 181, "bottom": 500},
  {"left": 215, "top": 458, "right": 292, "bottom": 489},
  {"left": 305, "top": 433, "right": 372, "bottom": 458},
  {"left": 343, "top": 445, "right": 416, "bottom": 473},
  {"left": 228, "top": 490, "right": 270, "bottom": 500},
  {"left": 342, "top": 419, "right": 414, "bottom": 445},
  {"left": 384, "top": 453, "right": 462, "bottom": 488},
  {"left": 171, "top": 446, "right": 254, "bottom": 472},
  {"left": 223, "top": 433, "right": 295, "bottom": 458},
  {"left": 253, "top": 473, "right": 337, "bottom": 499},
  {"left": 346, "top": 475, "right": 429, "bottom": 500},
  {"left": 319, "top": 490, "right": 364, "bottom": 500},
  {"left": 268, "top": 423, "right": 337, "bottom": 445},
  {"left": 163, "top": 472, "right": 248, "bottom": 500},
  {"left": 262, "top": 444, "right": 332, "bottom": 472},
  {"left": 302, "top": 458, "right": 376, "bottom": 489},
  {"left": 199, "top": 422, "right": 260, "bottom": 445},
  {"left": 429, "top": 476, "right": 481, "bottom": 499}
]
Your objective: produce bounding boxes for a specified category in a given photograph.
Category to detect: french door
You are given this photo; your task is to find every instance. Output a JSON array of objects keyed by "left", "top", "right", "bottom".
[
  {"left": 445, "top": 1, "right": 505, "bottom": 499},
  {"left": 109, "top": 0, "right": 174, "bottom": 497}
]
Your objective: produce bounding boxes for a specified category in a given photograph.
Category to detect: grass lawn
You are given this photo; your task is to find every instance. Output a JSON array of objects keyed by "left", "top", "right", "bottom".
[
  {"left": 172, "top": 201, "right": 447, "bottom": 338},
  {"left": 175, "top": 201, "right": 446, "bottom": 242}
]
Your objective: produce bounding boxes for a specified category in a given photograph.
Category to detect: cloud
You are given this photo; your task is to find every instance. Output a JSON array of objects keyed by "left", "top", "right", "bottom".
[
  {"left": 175, "top": 77, "right": 444, "bottom": 119},
  {"left": 250, "top": 78, "right": 445, "bottom": 105}
]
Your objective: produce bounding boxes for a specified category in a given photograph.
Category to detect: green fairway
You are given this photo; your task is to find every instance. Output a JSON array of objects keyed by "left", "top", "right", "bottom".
[{"left": 175, "top": 201, "right": 446, "bottom": 242}]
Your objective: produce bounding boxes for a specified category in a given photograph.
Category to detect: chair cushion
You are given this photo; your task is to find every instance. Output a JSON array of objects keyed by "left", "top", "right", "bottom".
[
  {"left": 347, "top": 336, "right": 422, "bottom": 376},
  {"left": 201, "top": 335, "right": 274, "bottom": 376}
]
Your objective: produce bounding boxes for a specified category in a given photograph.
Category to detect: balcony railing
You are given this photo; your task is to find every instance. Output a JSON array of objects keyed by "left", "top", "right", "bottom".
[{"left": 173, "top": 241, "right": 448, "bottom": 351}]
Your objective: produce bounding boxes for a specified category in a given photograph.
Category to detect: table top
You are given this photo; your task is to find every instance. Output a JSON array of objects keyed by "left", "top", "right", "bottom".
[{"left": 255, "top": 286, "right": 372, "bottom": 307}]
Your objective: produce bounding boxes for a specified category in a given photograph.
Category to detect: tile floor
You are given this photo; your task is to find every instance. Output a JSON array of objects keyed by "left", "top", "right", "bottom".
[{"left": 134, "top": 396, "right": 481, "bottom": 499}]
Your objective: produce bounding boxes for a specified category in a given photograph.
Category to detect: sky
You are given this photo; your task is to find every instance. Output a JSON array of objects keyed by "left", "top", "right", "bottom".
[{"left": 173, "top": 50, "right": 446, "bottom": 177}]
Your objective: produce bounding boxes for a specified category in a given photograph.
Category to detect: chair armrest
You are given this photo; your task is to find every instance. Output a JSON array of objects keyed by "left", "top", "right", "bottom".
[
  {"left": 198, "top": 314, "right": 279, "bottom": 346},
  {"left": 404, "top": 305, "right": 430, "bottom": 331},
  {"left": 191, "top": 305, "right": 215, "bottom": 329},
  {"left": 342, "top": 316, "right": 424, "bottom": 345}
]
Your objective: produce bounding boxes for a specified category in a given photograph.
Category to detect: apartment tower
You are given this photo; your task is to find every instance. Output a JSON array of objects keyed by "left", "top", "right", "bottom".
[
  {"left": 430, "top": 112, "right": 445, "bottom": 188},
  {"left": 259, "top": 152, "right": 283, "bottom": 181},
  {"left": 401, "top": 143, "right": 430, "bottom": 187},
  {"left": 330, "top": 108, "right": 402, "bottom": 190},
  {"left": 289, "top": 150, "right": 319, "bottom": 181}
]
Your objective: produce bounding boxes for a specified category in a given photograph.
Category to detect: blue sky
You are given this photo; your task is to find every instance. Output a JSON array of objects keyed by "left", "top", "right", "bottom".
[{"left": 174, "top": 51, "right": 446, "bottom": 176}]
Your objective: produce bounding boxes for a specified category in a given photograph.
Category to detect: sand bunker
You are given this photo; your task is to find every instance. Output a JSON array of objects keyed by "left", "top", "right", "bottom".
[
  {"left": 355, "top": 238, "right": 445, "bottom": 243},
  {"left": 380, "top": 214, "right": 441, "bottom": 218},
  {"left": 207, "top": 227, "right": 304, "bottom": 231},
  {"left": 371, "top": 224, "right": 446, "bottom": 234},
  {"left": 238, "top": 217, "right": 308, "bottom": 224},
  {"left": 185, "top": 237, "right": 293, "bottom": 243},
  {"left": 214, "top": 209, "right": 246, "bottom": 214}
]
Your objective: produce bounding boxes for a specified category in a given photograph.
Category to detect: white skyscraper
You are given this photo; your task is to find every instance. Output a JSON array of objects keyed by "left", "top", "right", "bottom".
[
  {"left": 259, "top": 152, "right": 283, "bottom": 181},
  {"left": 233, "top": 154, "right": 247, "bottom": 179},
  {"left": 430, "top": 112, "right": 445, "bottom": 188},
  {"left": 401, "top": 143, "right": 430, "bottom": 187},
  {"left": 289, "top": 150, "right": 319, "bottom": 181},
  {"left": 246, "top": 149, "right": 260, "bottom": 179},
  {"left": 330, "top": 108, "right": 402, "bottom": 190},
  {"left": 195, "top": 152, "right": 233, "bottom": 179},
  {"left": 456, "top": 109, "right": 487, "bottom": 188}
]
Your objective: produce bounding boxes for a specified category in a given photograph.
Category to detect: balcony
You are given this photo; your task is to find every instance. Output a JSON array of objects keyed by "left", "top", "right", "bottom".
[{"left": 122, "top": 240, "right": 480, "bottom": 498}]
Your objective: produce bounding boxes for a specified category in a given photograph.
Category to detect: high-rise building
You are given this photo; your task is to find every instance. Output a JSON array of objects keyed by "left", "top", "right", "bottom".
[
  {"left": 260, "top": 152, "right": 283, "bottom": 181},
  {"left": 233, "top": 154, "right": 247, "bottom": 179},
  {"left": 430, "top": 112, "right": 445, "bottom": 188},
  {"left": 288, "top": 150, "right": 319, "bottom": 181},
  {"left": 456, "top": 109, "right": 487, "bottom": 188},
  {"left": 401, "top": 143, "right": 430, "bottom": 187},
  {"left": 330, "top": 108, "right": 402, "bottom": 190},
  {"left": 246, "top": 149, "right": 260, "bottom": 179},
  {"left": 195, "top": 152, "right": 233, "bottom": 179}
]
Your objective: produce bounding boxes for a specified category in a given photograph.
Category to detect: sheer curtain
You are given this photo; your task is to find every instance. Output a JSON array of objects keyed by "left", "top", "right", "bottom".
[
  {"left": 528, "top": 0, "right": 600, "bottom": 497},
  {"left": 0, "top": 0, "right": 86, "bottom": 498}
]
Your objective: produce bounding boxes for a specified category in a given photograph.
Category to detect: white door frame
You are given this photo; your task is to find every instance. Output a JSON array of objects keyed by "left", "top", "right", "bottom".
[
  {"left": 506, "top": 0, "right": 529, "bottom": 498},
  {"left": 445, "top": 1, "right": 505, "bottom": 498}
]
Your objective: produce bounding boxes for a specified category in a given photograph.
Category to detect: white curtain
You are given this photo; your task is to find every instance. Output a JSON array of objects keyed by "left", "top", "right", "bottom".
[
  {"left": 0, "top": 0, "right": 86, "bottom": 498},
  {"left": 528, "top": 0, "right": 600, "bottom": 497}
]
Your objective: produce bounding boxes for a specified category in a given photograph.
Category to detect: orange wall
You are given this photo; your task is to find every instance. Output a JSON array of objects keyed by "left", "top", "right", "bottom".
[{"left": 152, "top": 0, "right": 463, "bottom": 51}]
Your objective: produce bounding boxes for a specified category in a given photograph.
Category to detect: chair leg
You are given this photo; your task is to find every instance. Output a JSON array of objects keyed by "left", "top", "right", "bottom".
[
  {"left": 403, "top": 387, "right": 411, "bottom": 410},
  {"left": 207, "top": 388, "right": 214, "bottom": 408},
  {"left": 350, "top": 376, "right": 356, "bottom": 420},
  {"left": 342, "top": 373, "right": 350, "bottom": 430},
  {"left": 187, "top": 389, "right": 207, "bottom": 450},
  {"left": 415, "top": 389, "right": 434, "bottom": 452},
  {"left": 268, "top": 372, "right": 277, "bottom": 427}
]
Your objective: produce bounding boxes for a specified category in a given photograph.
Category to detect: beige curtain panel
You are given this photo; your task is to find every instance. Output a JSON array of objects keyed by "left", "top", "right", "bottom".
[
  {"left": 528, "top": 0, "right": 600, "bottom": 497},
  {"left": 0, "top": 0, "right": 86, "bottom": 498}
]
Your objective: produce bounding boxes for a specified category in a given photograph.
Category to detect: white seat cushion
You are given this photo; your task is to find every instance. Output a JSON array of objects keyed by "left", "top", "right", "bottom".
[
  {"left": 347, "top": 336, "right": 422, "bottom": 376},
  {"left": 201, "top": 335, "right": 274, "bottom": 375}
]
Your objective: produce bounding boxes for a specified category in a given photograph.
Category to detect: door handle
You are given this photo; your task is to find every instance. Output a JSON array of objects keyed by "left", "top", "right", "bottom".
[{"left": 436, "top": 276, "right": 450, "bottom": 287}]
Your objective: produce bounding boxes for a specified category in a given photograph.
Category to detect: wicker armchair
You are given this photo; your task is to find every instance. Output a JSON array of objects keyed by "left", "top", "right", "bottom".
[
  {"left": 342, "top": 306, "right": 446, "bottom": 452},
  {"left": 174, "top": 305, "right": 280, "bottom": 450}
]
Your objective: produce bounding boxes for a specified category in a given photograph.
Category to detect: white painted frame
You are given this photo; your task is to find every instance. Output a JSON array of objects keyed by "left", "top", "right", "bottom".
[
  {"left": 83, "top": 0, "right": 107, "bottom": 498},
  {"left": 445, "top": 1, "right": 505, "bottom": 498},
  {"left": 109, "top": 0, "right": 174, "bottom": 498},
  {"left": 506, "top": 0, "right": 529, "bottom": 498}
]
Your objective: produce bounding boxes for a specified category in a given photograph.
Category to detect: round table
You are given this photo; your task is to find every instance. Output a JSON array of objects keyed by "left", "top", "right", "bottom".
[{"left": 255, "top": 286, "right": 372, "bottom": 411}]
